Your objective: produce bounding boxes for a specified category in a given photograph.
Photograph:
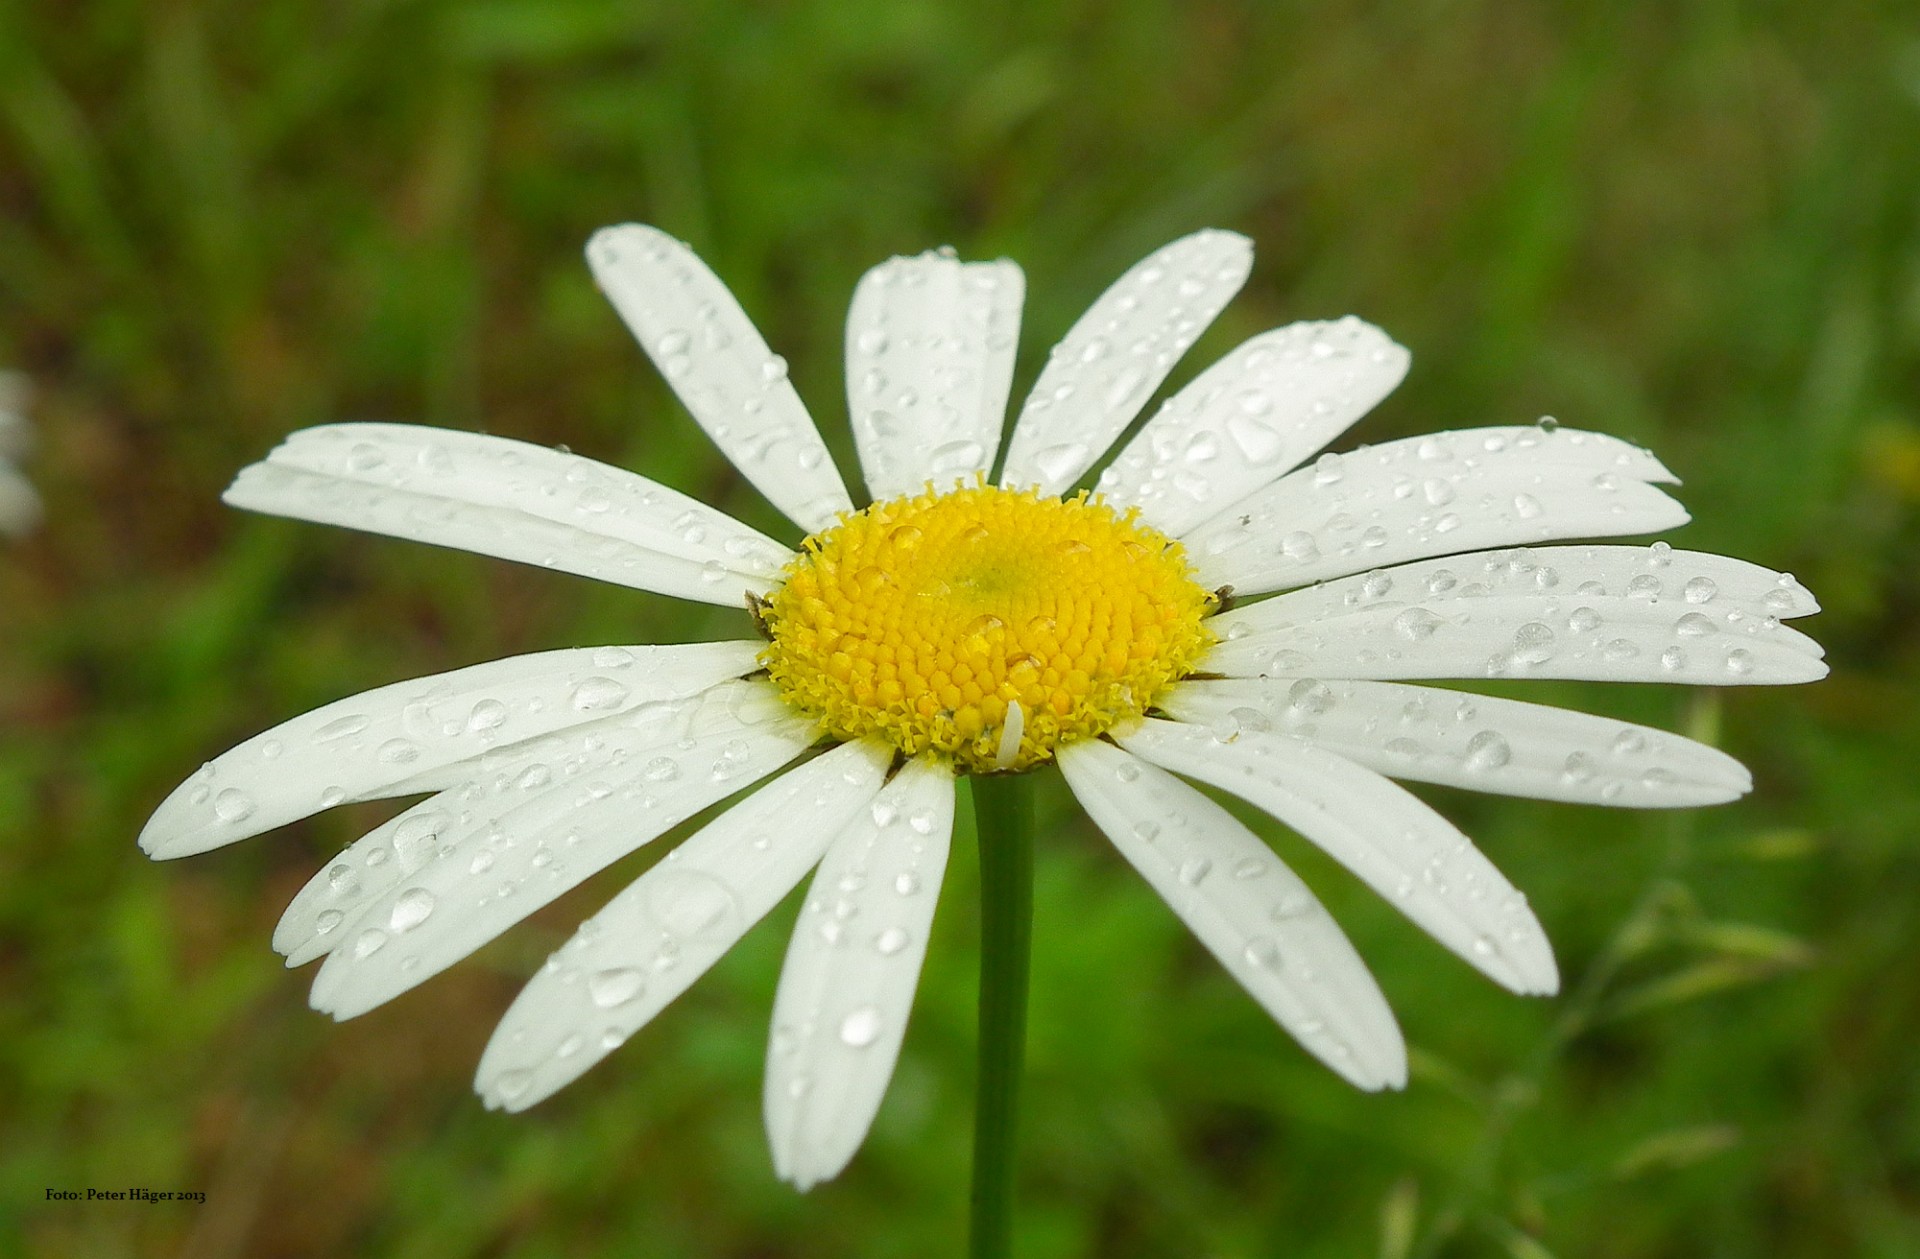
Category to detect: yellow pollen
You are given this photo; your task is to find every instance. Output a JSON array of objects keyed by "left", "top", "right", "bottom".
[{"left": 760, "top": 483, "right": 1217, "bottom": 773}]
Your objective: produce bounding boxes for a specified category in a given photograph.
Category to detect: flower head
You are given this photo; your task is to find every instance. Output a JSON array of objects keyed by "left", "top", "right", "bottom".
[{"left": 141, "top": 225, "right": 1824, "bottom": 1189}]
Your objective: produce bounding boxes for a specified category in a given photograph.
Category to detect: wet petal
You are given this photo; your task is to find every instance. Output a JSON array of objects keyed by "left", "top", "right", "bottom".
[
  {"left": 473, "top": 737, "right": 894, "bottom": 1112},
  {"left": 1185, "top": 426, "right": 1688, "bottom": 594},
  {"left": 223, "top": 423, "right": 792, "bottom": 605},
  {"left": 1000, "top": 230, "right": 1252, "bottom": 496},
  {"left": 140, "top": 642, "right": 762, "bottom": 859},
  {"left": 588, "top": 225, "right": 854, "bottom": 532},
  {"left": 1117, "top": 717, "right": 1558, "bottom": 996},
  {"left": 1098, "top": 318, "right": 1409, "bottom": 537},
  {"left": 1165, "top": 678, "right": 1753, "bottom": 808},
  {"left": 846, "top": 252, "right": 1024, "bottom": 501},
  {"left": 765, "top": 756, "right": 956, "bottom": 1189},
  {"left": 1058, "top": 739, "right": 1405, "bottom": 1089},
  {"left": 305, "top": 682, "right": 816, "bottom": 1018},
  {"left": 1203, "top": 591, "right": 1825, "bottom": 685},
  {"left": 1221, "top": 543, "right": 1821, "bottom": 625}
]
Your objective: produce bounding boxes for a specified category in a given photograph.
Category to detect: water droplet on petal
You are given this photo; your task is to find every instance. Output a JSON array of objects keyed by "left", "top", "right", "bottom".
[
  {"left": 588, "top": 967, "right": 646, "bottom": 1008},
  {"left": 1392, "top": 608, "right": 1443, "bottom": 642},
  {"left": 1463, "top": 730, "right": 1512, "bottom": 772},
  {"left": 1178, "top": 857, "right": 1212, "bottom": 887},
  {"left": 467, "top": 699, "right": 509, "bottom": 732},
  {"left": 213, "top": 789, "right": 256, "bottom": 823},
  {"left": 389, "top": 887, "right": 436, "bottom": 932},
  {"left": 571, "top": 676, "right": 631, "bottom": 711},
  {"left": 839, "top": 1006, "right": 882, "bottom": 1047},
  {"left": 1674, "top": 612, "right": 1716, "bottom": 638},
  {"left": 1242, "top": 937, "right": 1281, "bottom": 968}
]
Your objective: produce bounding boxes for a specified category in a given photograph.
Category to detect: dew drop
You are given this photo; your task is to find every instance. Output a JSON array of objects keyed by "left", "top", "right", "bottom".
[
  {"left": 1674, "top": 612, "right": 1717, "bottom": 638},
  {"left": 875, "top": 927, "right": 910, "bottom": 956},
  {"left": 467, "top": 699, "right": 509, "bottom": 732},
  {"left": 389, "top": 887, "right": 437, "bottom": 932},
  {"left": 571, "top": 676, "right": 631, "bottom": 711},
  {"left": 588, "top": 967, "right": 646, "bottom": 1009},
  {"left": 1242, "top": 937, "right": 1282, "bottom": 968},
  {"left": 1463, "top": 730, "right": 1512, "bottom": 772},
  {"left": 1392, "top": 608, "right": 1443, "bottom": 641},
  {"left": 1178, "top": 857, "right": 1213, "bottom": 887},
  {"left": 213, "top": 789, "right": 256, "bottom": 823},
  {"left": 376, "top": 738, "right": 420, "bottom": 764},
  {"left": 839, "top": 1006, "right": 882, "bottom": 1047},
  {"left": 352, "top": 927, "right": 389, "bottom": 959},
  {"left": 1511, "top": 622, "right": 1557, "bottom": 665}
]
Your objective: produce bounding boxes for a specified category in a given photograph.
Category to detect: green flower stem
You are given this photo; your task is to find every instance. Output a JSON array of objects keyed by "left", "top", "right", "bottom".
[{"left": 968, "top": 772, "right": 1033, "bottom": 1259}]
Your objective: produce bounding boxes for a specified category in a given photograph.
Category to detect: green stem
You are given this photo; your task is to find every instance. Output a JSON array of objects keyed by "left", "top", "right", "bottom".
[{"left": 969, "top": 772, "right": 1033, "bottom": 1259}]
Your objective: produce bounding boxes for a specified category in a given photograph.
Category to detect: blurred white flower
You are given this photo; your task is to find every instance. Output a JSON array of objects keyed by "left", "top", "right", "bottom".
[
  {"left": 0, "top": 371, "right": 40, "bottom": 536},
  {"left": 141, "top": 225, "right": 1824, "bottom": 1189}
]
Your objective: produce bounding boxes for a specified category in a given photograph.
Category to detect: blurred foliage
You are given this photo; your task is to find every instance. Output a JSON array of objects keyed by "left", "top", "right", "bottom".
[{"left": 2, "top": 0, "right": 1916, "bottom": 1255}]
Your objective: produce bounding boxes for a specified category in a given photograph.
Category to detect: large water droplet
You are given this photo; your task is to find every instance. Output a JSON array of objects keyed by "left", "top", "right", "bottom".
[
  {"left": 1392, "top": 608, "right": 1443, "bottom": 642},
  {"left": 1674, "top": 612, "right": 1716, "bottom": 638},
  {"left": 571, "top": 676, "right": 631, "bottom": 711},
  {"left": 315, "top": 714, "right": 372, "bottom": 744},
  {"left": 588, "top": 967, "right": 645, "bottom": 1008},
  {"left": 213, "top": 789, "right": 256, "bottom": 823},
  {"left": 389, "top": 887, "right": 437, "bottom": 932},
  {"left": 1032, "top": 442, "right": 1090, "bottom": 485},
  {"left": 467, "top": 699, "right": 509, "bottom": 732},
  {"left": 1511, "top": 622, "right": 1557, "bottom": 665},
  {"left": 1463, "top": 730, "right": 1512, "bottom": 772},
  {"left": 839, "top": 1006, "right": 882, "bottom": 1047}
]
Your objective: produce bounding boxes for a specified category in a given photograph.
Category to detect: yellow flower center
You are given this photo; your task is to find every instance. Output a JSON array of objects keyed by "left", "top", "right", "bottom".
[{"left": 760, "top": 483, "right": 1216, "bottom": 773}]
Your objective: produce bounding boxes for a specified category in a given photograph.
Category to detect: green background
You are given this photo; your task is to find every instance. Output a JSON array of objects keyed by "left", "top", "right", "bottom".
[{"left": 2, "top": 1, "right": 1913, "bottom": 1255}]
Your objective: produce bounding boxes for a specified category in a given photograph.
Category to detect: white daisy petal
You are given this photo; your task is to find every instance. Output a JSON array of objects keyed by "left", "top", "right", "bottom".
[
  {"left": 223, "top": 423, "right": 792, "bottom": 606},
  {"left": 1203, "top": 590, "right": 1826, "bottom": 685},
  {"left": 1220, "top": 543, "right": 1821, "bottom": 626},
  {"left": 474, "top": 736, "right": 894, "bottom": 1113},
  {"left": 306, "top": 682, "right": 817, "bottom": 1019},
  {"left": 1164, "top": 678, "right": 1752, "bottom": 808},
  {"left": 1096, "top": 319, "right": 1410, "bottom": 537},
  {"left": 587, "top": 224, "right": 854, "bottom": 532},
  {"left": 1000, "top": 230, "right": 1253, "bottom": 496},
  {"left": 1117, "top": 718, "right": 1558, "bottom": 996},
  {"left": 273, "top": 679, "right": 805, "bottom": 967},
  {"left": 139, "top": 642, "right": 762, "bottom": 860},
  {"left": 765, "top": 755, "right": 956, "bottom": 1190},
  {"left": 1186, "top": 426, "right": 1688, "bottom": 594},
  {"left": 846, "top": 253, "right": 1024, "bottom": 501},
  {"left": 1057, "top": 740, "right": 1406, "bottom": 1090}
]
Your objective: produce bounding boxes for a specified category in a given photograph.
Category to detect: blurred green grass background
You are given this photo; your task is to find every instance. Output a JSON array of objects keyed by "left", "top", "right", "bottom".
[{"left": 2, "top": 1, "right": 1915, "bottom": 1255}]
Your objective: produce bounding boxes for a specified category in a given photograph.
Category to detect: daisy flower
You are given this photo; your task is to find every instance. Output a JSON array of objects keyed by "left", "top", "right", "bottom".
[
  {"left": 0, "top": 371, "right": 40, "bottom": 536},
  {"left": 140, "top": 225, "right": 1825, "bottom": 1191}
]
